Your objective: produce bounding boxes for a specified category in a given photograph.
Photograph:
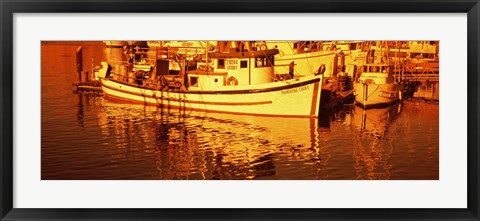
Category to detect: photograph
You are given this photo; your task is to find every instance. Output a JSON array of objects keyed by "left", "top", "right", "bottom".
[
  {"left": 41, "top": 40, "right": 439, "bottom": 180},
  {"left": 2, "top": 0, "right": 478, "bottom": 219}
]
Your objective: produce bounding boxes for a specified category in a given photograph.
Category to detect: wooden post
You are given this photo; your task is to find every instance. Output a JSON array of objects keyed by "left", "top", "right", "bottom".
[
  {"left": 91, "top": 57, "right": 95, "bottom": 80},
  {"left": 289, "top": 61, "right": 295, "bottom": 79},
  {"left": 363, "top": 83, "right": 368, "bottom": 107},
  {"left": 340, "top": 53, "right": 345, "bottom": 72},
  {"left": 333, "top": 54, "right": 338, "bottom": 77},
  {"left": 76, "top": 46, "right": 83, "bottom": 82}
]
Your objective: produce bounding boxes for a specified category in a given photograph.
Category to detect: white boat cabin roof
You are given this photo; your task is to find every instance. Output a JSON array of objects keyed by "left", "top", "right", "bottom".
[
  {"left": 209, "top": 49, "right": 279, "bottom": 59},
  {"left": 362, "top": 63, "right": 392, "bottom": 73}
]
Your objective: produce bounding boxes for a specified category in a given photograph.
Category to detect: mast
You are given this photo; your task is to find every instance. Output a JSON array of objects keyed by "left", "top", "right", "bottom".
[
  {"left": 205, "top": 41, "right": 209, "bottom": 72},
  {"left": 380, "top": 41, "right": 383, "bottom": 63},
  {"left": 395, "top": 41, "right": 398, "bottom": 82}
]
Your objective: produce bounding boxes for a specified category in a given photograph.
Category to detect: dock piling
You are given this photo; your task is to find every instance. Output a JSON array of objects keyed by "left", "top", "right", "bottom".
[
  {"left": 76, "top": 46, "right": 83, "bottom": 82},
  {"left": 73, "top": 45, "right": 102, "bottom": 92}
]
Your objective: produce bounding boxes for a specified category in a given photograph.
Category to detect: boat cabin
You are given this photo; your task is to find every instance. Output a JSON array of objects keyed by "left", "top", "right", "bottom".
[
  {"left": 362, "top": 64, "right": 391, "bottom": 74},
  {"left": 408, "top": 41, "right": 439, "bottom": 61},
  {"left": 358, "top": 63, "right": 394, "bottom": 84},
  {"left": 186, "top": 49, "right": 278, "bottom": 90}
]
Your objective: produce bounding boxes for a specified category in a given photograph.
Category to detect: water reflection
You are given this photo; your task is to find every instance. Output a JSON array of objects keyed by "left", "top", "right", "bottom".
[
  {"left": 352, "top": 104, "right": 402, "bottom": 180},
  {"left": 74, "top": 92, "right": 103, "bottom": 128},
  {"left": 92, "top": 99, "right": 410, "bottom": 180},
  {"left": 70, "top": 86, "right": 436, "bottom": 180},
  {"left": 96, "top": 101, "right": 324, "bottom": 179}
]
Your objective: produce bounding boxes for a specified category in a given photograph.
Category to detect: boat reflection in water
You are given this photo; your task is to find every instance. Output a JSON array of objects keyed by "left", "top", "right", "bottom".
[
  {"left": 351, "top": 103, "right": 402, "bottom": 180},
  {"left": 96, "top": 100, "right": 326, "bottom": 180},
  {"left": 91, "top": 96, "right": 437, "bottom": 180}
]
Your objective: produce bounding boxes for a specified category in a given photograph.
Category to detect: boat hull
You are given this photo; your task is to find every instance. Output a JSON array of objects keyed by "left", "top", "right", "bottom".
[
  {"left": 354, "top": 82, "right": 400, "bottom": 108},
  {"left": 101, "top": 75, "right": 323, "bottom": 118}
]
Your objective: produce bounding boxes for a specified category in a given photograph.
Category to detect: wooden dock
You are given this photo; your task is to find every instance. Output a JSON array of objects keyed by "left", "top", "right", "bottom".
[{"left": 73, "top": 81, "right": 102, "bottom": 92}]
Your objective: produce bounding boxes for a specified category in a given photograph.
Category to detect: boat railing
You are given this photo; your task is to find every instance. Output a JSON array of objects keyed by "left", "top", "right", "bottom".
[
  {"left": 108, "top": 72, "right": 146, "bottom": 84},
  {"left": 108, "top": 72, "right": 185, "bottom": 89},
  {"left": 390, "top": 60, "right": 439, "bottom": 82},
  {"left": 156, "top": 46, "right": 205, "bottom": 59},
  {"left": 398, "top": 72, "right": 439, "bottom": 81}
]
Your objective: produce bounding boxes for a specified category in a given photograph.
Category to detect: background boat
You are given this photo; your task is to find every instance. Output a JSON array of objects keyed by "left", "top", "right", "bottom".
[{"left": 354, "top": 63, "right": 400, "bottom": 108}]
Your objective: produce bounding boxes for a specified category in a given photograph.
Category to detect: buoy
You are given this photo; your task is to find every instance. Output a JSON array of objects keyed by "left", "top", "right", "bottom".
[{"left": 226, "top": 76, "right": 239, "bottom": 86}]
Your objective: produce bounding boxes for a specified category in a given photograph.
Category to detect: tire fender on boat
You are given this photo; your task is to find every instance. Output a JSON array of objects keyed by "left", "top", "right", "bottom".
[
  {"left": 226, "top": 76, "right": 239, "bottom": 86},
  {"left": 135, "top": 70, "right": 146, "bottom": 78},
  {"left": 134, "top": 70, "right": 146, "bottom": 84}
]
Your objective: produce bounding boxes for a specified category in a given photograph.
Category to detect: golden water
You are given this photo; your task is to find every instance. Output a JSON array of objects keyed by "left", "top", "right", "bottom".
[{"left": 41, "top": 42, "right": 439, "bottom": 180}]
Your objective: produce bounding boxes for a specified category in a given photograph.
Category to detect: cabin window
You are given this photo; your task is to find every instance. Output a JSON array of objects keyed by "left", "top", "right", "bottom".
[
  {"left": 168, "top": 70, "right": 180, "bottom": 75},
  {"left": 255, "top": 56, "right": 274, "bottom": 68},
  {"left": 217, "top": 59, "right": 225, "bottom": 69},
  {"left": 190, "top": 77, "right": 198, "bottom": 87},
  {"left": 411, "top": 53, "right": 422, "bottom": 59},
  {"left": 267, "top": 56, "right": 274, "bottom": 66},
  {"left": 350, "top": 43, "right": 357, "bottom": 50},
  {"left": 255, "top": 58, "right": 264, "bottom": 67},
  {"left": 240, "top": 60, "right": 248, "bottom": 68}
]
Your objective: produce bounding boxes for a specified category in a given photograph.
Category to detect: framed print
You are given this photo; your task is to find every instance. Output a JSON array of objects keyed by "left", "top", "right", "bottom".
[{"left": 1, "top": 0, "right": 479, "bottom": 220}]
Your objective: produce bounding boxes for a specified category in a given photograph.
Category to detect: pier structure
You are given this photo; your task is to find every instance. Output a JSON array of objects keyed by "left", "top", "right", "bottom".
[
  {"left": 362, "top": 41, "right": 439, "bottom": 101},
  {"left": 72, "top": 46, "right": 102, "bottom": 92}
]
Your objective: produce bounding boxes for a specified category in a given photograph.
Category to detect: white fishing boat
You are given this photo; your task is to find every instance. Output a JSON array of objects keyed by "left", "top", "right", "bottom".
[
  {"left": 354, "top": 63, "right": 401, "bottom": 108},
  {"left": 97, "top": 43, "right": 324, "bottom": 118}
]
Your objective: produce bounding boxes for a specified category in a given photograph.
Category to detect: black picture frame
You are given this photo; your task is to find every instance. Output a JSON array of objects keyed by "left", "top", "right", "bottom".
[{"left": 1, "top": 0, "right": 479, "bottom": 220}]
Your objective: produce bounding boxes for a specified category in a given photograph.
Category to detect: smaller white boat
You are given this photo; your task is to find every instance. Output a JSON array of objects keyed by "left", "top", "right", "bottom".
[{"left": 354, "top": 63, "right": 401, "bottom": 108}]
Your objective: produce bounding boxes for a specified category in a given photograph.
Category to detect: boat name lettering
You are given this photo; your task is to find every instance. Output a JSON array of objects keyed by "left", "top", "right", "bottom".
[
  {"left": 281, "top": 85, "right": 309, "bottom": 94},
  {"left": 226, "top": 59, "right": 238, "bottom": 70}
]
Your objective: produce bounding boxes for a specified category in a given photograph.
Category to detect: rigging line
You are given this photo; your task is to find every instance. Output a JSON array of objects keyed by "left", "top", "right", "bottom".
[
  {"left": 303, "top": 42, "right": 314, "bottom": 76},
  {"left": 286, "top": 42, "right": 302, "bottom": 76}
]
